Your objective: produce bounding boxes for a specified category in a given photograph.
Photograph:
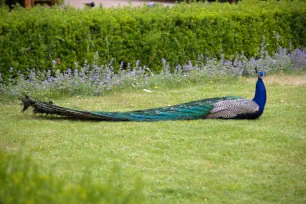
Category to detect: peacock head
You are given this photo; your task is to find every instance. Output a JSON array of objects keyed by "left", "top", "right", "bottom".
[
  {"left": 255, "top": 67, "right": 264, "bottom": 80},
  {"left": 258, "top": 71, "right": 264, "bottom": 79}
]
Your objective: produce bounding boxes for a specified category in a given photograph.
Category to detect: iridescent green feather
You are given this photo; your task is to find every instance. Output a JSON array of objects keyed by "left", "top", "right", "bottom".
[
  {"left": 21, "top": 96, "right": 244, "bottom": 121},
  {"left": 89, "top": 96, "right": 242, "bottom": 121}
]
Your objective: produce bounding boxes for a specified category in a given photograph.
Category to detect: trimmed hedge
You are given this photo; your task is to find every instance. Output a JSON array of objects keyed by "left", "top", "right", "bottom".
[{"left": 0, "top": 0, "right": 305, "bottom": 76}]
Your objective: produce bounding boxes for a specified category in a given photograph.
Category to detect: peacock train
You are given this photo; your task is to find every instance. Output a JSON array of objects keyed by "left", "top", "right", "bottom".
[{"left": 21, "top": 71, "right": 266, "bottom": 121}]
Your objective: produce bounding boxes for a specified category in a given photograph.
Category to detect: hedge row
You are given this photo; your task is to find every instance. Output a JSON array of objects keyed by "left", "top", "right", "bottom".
[{"left": 0, "top": 0, "right": 305, "bottom": 76}]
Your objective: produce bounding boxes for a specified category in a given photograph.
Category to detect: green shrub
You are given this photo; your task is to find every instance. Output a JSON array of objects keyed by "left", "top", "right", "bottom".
[
  {"left": 0, "top": 0, "right": 4, "bottom": 7},
  {"left": 0, "top": 0, "right": 305, "bottom": 77},
  {"left": 0, "top": 151, "right": 145, "bottom": 203}
]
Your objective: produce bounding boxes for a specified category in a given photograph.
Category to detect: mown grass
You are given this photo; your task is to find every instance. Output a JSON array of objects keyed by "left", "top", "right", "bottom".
[{"left": 0, "top": 74, "right": 306, "bottom": 203}]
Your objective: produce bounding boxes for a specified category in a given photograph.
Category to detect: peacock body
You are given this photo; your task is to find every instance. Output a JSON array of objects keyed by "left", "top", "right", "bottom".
[{"left": 21, "top": 72, "right": 266, "bottom": 121}]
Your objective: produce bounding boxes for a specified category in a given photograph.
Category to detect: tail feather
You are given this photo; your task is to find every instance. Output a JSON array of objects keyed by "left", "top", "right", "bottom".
[
  {"left": 21, "top": 97, "right": 124, "bottom": 121},
  {"left": 20, "top": 96, "right": 242, "bottom": 121}
]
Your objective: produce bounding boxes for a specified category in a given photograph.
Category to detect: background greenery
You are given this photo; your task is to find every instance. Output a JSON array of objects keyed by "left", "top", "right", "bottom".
[
  {"left": 0, "top": 150, "right": 144, "bottom": 203},
  {"left": 0, "top": 0, "right": 305, "bottom": 76},
  {"left": 1, "top": 74, "right": 306, "bottom": 203},
  {"left": 0, "top": 0, "right": 305, "bottom": 202}
]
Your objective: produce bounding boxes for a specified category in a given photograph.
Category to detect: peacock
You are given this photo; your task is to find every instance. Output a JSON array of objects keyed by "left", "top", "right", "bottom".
[{"left": 21, "top": 70, "right": 266, "bottom": 121}]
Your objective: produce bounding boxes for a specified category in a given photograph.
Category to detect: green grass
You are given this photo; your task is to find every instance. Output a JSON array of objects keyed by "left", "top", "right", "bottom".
[{"left": 1, "top": 74, "right": 306, "bottom": 203}]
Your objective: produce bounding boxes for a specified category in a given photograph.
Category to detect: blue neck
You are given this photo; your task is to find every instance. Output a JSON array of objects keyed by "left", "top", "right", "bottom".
[{"left": 252, "top": 78, "right": 266, "bottom": 113}]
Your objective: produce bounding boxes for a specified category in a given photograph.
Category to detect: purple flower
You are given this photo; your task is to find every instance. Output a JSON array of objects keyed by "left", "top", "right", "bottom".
[
  {"left": 42, "top": 80, "right": 49, "bottom": 88},
  {"left": 48, "top": 76, "right": 54, "bottom": 82},
  {"left": 290, "top": 48, "right": 306, "bottom": 68},
  {"left": 90, "top": 75, "right": 97, "bottom": 81},
  {"left": 74, "top": 69, "right": 79, "bottom": 78},
  {"left": 127, "top": 63, "right": 131, "bottom": 71},
  {"left": 162, "top": 58, "right": 166, "bottom": 65},
  {"left": 250, "top": 57, "right": 256, "bottom": 65},
  {"left": 119, "top": 61, "right": 124, "bottom": 70},
  {"left": 147, "top": 2, "right": 155, "bottom": 7},
  {"left": 183, "top": 61, "right": 193, "bottom": 72},
  {"left": 175, "top": 65, "right": 182, "bottom": 74},
  {"left": 29, "top": 69, "right": 36, "bottom": 81},
  {"left": 224, "top": 60, "right": 232, "bottom": 67}
]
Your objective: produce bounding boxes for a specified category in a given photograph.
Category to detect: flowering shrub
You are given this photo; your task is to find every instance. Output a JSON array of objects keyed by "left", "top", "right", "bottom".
[{"left": 0, "top": 47, "right": 305, "bottom": 99}]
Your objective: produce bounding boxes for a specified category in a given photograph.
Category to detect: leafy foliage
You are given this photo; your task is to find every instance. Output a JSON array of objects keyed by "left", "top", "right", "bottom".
[
  {"left": 0, "top": 150, "right": 145, "bottom": 203},
  {"left": 0, "top": 0, "right": 305, "bottom": 76}
]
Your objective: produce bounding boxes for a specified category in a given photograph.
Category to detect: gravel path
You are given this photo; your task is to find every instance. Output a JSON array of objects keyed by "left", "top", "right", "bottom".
[{"left": 64, "top": 0, "right": 174, "bottom": 8}]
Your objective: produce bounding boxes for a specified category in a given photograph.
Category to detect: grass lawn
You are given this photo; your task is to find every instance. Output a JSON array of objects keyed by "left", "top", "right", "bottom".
[{"left": 1, "top": 74, "right": 306, "bottom": 203}]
